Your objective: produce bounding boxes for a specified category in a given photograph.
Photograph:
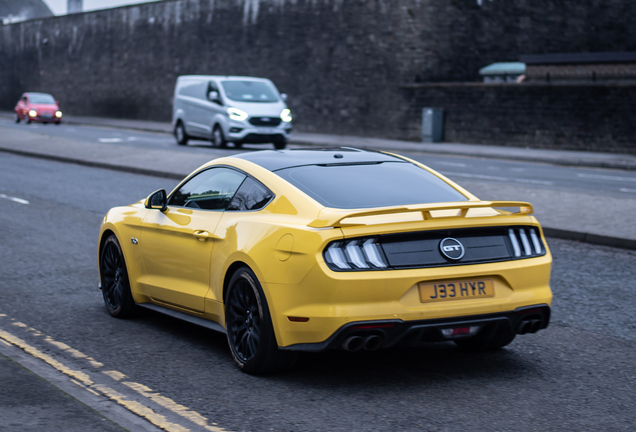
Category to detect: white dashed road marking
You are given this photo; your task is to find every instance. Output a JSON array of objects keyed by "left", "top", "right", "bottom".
[
  {"left": 440, "top": 171, "right": 553, "bottom": 186},
  {"left": 436, "top": 161, "right": 467, "bottom": 167},
  {"left": 0, "top": 194, "right": 29, "bottom": 205}
]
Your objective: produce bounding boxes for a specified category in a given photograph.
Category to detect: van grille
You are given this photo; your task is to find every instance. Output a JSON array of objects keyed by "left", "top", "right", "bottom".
[{"left": 249, "top": 117, "right": 282, "bottom": 126}]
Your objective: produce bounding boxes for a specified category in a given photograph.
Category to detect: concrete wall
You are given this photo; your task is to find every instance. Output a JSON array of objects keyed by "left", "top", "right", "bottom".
[{"left": 1, "top": 0, "right": 635, "bottom": 152}]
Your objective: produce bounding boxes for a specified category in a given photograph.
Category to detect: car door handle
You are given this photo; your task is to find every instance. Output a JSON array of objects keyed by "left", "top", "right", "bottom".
[{"left": 193, "top": 230, "right": 210, "bottom": 241}]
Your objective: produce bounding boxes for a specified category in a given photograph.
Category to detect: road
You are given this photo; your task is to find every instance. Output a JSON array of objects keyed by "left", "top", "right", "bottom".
[
  {"left": 4, "top": 118, "right": 636, "bottom": 199},
  {"left": 1, "top": 133, "right": 636, "bottom": 430}
]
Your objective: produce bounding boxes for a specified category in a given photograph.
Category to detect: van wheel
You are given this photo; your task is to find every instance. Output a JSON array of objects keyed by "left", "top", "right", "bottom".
[
  {"left": 175, "top": 121, "right": 188, "bottom": 146},
  {"left": 212, "top": 126, "right": 227, "bottom": 148}
]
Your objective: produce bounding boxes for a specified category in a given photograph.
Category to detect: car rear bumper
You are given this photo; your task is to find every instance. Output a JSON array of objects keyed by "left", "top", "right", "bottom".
[
  {"left": 280, "top": 304, "right": 550, "bottom": 352},
  {"left": 264, "top": 251, "right": 552, "bottom": 348}
]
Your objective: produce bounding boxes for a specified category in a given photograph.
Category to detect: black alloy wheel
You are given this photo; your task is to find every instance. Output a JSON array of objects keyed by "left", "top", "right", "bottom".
[
  {"left": 175, "top": 121, "right": 189, "bottom": 146},
  {"left": 212, "top": 126, "right": 227, "bottom": 148},
  {"left": 100, "top": 235, "right": 136, "bottom": 318},
  {"left": 225, "top": 267, "right": 298, "bottom": 374}
]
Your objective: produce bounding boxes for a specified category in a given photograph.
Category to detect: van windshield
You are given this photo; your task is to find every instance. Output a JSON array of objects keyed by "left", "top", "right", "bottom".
[{"left": 221, "top": 80, "right": 279, "bottom": 103}]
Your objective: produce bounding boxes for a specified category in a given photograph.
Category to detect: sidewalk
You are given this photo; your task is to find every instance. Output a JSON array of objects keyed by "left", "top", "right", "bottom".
[
  {"left": 0, "top": 113, "right": 635, "bottom": 249},
  {"left": 0, "top": 342, "right": 162, "bottom": 432},
  {"left": 2, "top": 111, "right": 636, "bottom": 171}
]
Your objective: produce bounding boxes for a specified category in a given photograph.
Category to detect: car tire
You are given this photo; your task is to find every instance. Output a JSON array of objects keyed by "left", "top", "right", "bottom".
[
  {"left": 273, "top": 140, "right": 286, "bottom": 150},
  {"left": 175, "top": 121, "right": 189, "bottom": 146},
  {"left": 233, "top": 141, "right": 243, "bottom": 149},
  {"left": 225, "top": 266, "right": 298, "bottom": 374},
  {"left": 14, "top": 113, "right": 20, "bottom": 123},
  {"left": 26, "top": 118, "right": 31, "bottom": 124},
  {"left": 54, "top": 121, "right": 61, "bottom": 126},
  {"left": 212, "top": 125, "right": 227, "bottom": 148},
  {"left": 100, "top": 234, "right": 137, "bottom": 318},
  {"left": 453, "top": 322, "right": 516, "bottom": 351}
]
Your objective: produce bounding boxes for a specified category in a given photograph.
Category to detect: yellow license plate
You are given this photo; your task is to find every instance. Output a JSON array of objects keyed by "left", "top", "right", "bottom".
[{"left": 419, "top": 279, "right": 495, "bottom": 303}]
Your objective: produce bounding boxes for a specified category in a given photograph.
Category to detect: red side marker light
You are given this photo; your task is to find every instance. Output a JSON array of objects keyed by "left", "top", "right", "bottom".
[{"left": 287, "top": 316, "right": 310, "bottom": 323}]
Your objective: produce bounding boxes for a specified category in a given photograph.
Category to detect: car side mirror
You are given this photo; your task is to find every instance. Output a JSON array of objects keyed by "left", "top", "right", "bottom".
[
  {"left": 144, "top": 189, "right": 167, "bottom": 211},
  {"left": 280, "top": 93, "right": 288, "bottom": 101},
  {"left": 208, "top": 91, "right": 221, "bottom": 104}
]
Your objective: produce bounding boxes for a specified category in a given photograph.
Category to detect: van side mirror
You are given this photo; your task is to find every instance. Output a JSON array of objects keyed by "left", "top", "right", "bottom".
[
  {"left": 144, "top": 189, "right": 167, "bottom": 211},
  {"left": 280, "top": 93, "right": 288, "bottom": 101},
  {"left": 208, "top": 91, "right": 221, "bottom": 104}
]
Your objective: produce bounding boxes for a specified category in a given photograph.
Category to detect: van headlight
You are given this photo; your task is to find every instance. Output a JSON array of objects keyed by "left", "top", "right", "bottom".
[
  {"left": 280, "top": 109, "right": 292, "bottom": 122},
  {"left": 227, "top": 107, "right": 248, "bottom": 121}
]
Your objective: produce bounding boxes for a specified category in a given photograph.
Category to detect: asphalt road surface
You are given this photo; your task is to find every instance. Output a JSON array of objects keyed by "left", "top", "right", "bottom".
[
  {"left": 1, "top": 152, "right": 635, "bottom": 431},
  {"left": 3, "top": 118, "right": 636, "bottom": 200}
]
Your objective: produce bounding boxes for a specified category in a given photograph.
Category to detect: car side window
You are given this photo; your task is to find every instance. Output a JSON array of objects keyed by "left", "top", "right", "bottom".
[
  {"left": 169, "top": 168, "right": 246, "bottom": 211},
  {"left": 227, "top": 177, "right": 274, "bottom": 211}
]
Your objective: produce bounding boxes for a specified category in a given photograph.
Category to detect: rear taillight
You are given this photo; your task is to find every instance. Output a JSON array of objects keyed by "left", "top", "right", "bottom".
[
  {"left": 508, "top": 227, "right": 544, "bottom": 257},
  {"left": 324, "top": 238, "right": 388, "bottom": 271}
]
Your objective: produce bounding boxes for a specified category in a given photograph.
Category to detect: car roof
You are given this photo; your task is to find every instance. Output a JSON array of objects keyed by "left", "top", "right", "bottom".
[
  {"left": 233, "top": 148, "right": 406, "bottom": 172},
  {"left": 177, "top": 75, "right": 271, "bottom": 82}
]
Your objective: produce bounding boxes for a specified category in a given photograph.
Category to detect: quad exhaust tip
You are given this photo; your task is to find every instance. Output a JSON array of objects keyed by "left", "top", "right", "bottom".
[
  {"left": 342, "top": 335, "right": 364, "bottom": 352},
  {"left": 341, "top": 334, "right": 384, "bottom": 351},
  {"left": 517, "top": 318, "right": 542, "bottom": 335}
]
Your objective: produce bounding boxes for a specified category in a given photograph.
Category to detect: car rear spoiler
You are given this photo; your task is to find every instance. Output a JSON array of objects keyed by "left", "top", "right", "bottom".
[{"left": 307, "top": 201, "right": 534, "bottom": 228}]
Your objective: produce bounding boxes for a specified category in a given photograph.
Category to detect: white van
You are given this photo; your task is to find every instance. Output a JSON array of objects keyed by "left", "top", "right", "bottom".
[{"left": 172, "top": 76, "right": 292, "bottom": 149}]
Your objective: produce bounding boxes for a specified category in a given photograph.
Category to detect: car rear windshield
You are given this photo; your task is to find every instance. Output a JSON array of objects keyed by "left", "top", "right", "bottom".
[
  {"left": 29, "top": 94, "right": 55, "bottom": 104},
  {"left": 221, "top": 80, "right": 278, "bottom": 103},
  {"left": 274, "top": 162, "right": 468, "bottom": 209}
]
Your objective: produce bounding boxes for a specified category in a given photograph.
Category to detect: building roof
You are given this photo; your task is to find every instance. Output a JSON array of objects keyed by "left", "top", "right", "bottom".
[{"left": 479, "top": 62, "right": 526, "bottom": 76}]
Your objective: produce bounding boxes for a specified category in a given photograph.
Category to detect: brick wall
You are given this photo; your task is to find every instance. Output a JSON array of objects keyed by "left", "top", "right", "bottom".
[{"left": 1, "top": 0, "right": 635, "bottom": 151}]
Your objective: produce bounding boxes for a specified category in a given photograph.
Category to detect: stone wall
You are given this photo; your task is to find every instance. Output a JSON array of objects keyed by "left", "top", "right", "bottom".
[
  {"left": 1, "top": 0, "right": 635, "bottom": 151},
  {"left": 402, "top": 83, "right": 636, "bottom": 153}
]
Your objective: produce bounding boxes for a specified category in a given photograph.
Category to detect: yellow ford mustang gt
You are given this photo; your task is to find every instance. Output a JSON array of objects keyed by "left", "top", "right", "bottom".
[{"left": 98, "top": 148, "right": 552, "bottom": 374}]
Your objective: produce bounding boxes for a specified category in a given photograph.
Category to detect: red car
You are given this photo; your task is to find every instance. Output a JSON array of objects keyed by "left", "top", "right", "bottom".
[{"left": 14, "top": 92, "right": 63, "bottom": 124}]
